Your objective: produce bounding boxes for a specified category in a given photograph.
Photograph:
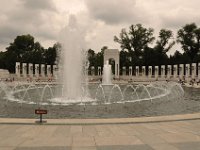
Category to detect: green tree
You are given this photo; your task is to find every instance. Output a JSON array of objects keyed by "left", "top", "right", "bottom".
[
  {"left": 155, "top": 29, "right": 175, "bottom": 53},
  {"left": 6, "top": 34, "right": 35, "bottom": 61},
  {"left": 143, "top": 47, "right": 157, "bottom": 66},
  {"left": 169, "top": 51, "right": 191, "bottom": 64},
  {"left": 114, "top": 24, "right": 155, "bottom": 64},
  {"left": 5, "top": 34, "right": 35, "bottom": 72},
  {"left": 88, "top": 49, "right": 95, "bottom": 67},
  {"left": 44, "top": 45, "right": 57, "bottom": 65},
  {"left": 30, "top": 42, "right": 45, "bottom": 64},
  {"left": 0, "top": 52, "right": 6, "bottom": 69},
  {"left": 153, "top": 29, "right": 175, "bottom": 65},
  {"left": 177, "top": 23, "right": 200, "bottom": 61}
]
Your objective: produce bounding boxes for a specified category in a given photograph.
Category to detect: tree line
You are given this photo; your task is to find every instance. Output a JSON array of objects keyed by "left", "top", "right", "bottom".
[
  {"left": 0, "top": 23, "right": 200, "bottom": 73},
  {"left": 88, "top": 23, "right": 200, "bottom": 72},
  {"left": 0, "top": 34, "right": 61, "bottom": 73}
]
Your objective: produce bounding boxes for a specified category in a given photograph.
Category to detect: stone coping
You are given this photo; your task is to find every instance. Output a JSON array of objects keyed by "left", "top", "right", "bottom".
[{"left": 0, "top": 113, "right": 199, "bottom": 125}]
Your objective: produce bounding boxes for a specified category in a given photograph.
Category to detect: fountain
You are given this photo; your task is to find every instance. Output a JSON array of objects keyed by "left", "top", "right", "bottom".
[
  {"left": 0, "top": 16, "right": 188, "bottom": 118},
  {"left": 59, "top": 15, "right": 87, "bottom": 100},
  {"left": 0, "top": 14, "right": 185, "bottom": 106},
  {"left": 102, "top": 60, "right": 112, "bottom": 85}
]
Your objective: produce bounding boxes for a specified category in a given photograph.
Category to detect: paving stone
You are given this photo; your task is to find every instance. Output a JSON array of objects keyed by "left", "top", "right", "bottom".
[
  {"left": 158, "top": 132, "right": 200, "bottom": 143},
  {"left": 107, "top": 125, "right": 128, "bottom": 136},
  {"left": 72, "top": 146, "right": 97, "bottom": 150},
  {"left": 14, "top": 146, "right": 70, "bottom": 150},
  {"left": 70, "top": 126, "right": 83, "bottom": 136},
  {"left": 136, "top": 133, "right": 167, "bottom": 144},
  {"left": 0, "top": 147, "right": 15, "bottom": 150},
  {"left": 52, "top": 126, "right": 71, "bottom": 137},
  {"left": 95, "top": 136, "right": 143, "bottom": 146},
  {"left": 82, "top": 126, "right": 98, "bottom": 137},
  {"left": 72, "top": 137, "right": 96, "bottom": 147},
  {"left": 149, "top": 143, "right": 179, "bottom": 150},
  {"left": 0, "top": 114, "right": 200, "bottom": 149},
  {"left": 95, "top": 125, "right": 114, "bottom": 137},
  {"left": 20, "top": 137, "right": 72, "bottom": 147},
  {"left": 0, "top": 136, "right": 27, "bottom": 147},
  {"left": 97, "top": 145, "right": 154, "bottom": 150},
  {"left": 173, "top": 142, "right": 200, "bottom": 150}
]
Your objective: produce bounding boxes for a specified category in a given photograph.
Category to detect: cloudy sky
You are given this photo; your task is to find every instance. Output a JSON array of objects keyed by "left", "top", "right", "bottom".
[{"left": 0, "top": 0, "right": 200, "bottom": 55}]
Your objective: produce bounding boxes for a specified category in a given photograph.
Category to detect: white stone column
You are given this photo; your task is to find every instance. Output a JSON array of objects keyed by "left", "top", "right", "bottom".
[
  {"left": 41, "top": 64, "right": 46, "bottom": 77},
  {"left": 29, "top": 63, "right": 33, "bottom": 77},
  {"left": 173, "top": 65, "right": 178, "bottom": 79},
  {"left": 122, "top": 67, "right": 126, "bottom": 76},
  {"left": 22, "top": 63, "right": 27, "bottom": 77},
  {"left": 15, "top": 62, "right": 21, "bottom": 77},
  {"left": 185, "top": 64, "right": 190, "bottom": 79},
  {"left": 191, "top": 63, "right": 196, "bottom": 79},
  {"left": 198, "top": 63, "right": 200, "bottom": 80},
  {"left": 167, "top": 65, "right": 172, "bottom": 79},
  {"left": 47, "top": 65, "right": 51, "bottom": 77},
  {"left": 98, "top": 67, "right": 101, "bottom": 76},
  {"left": 142, "top": 66, "right": 145, "bottom": 77},
  {"left": 136, "top": 66, "right": 139, "bottom": 77},
  {"left": 161, "top": 65, "right": 165, "bottom": 78},
  {"left": 129, "top": 66, "right": 132, "bottom": 76},
  {"left": 91, "top": 66, "right": 95, "bottom": 76},
  {"left": 179, "top": 64, "right": 184, "bottom": 79},
  {"left": 148, "top": 66, "right": 152, "bottom": 78},
  {"left": 155, "top": 66, "right": 159, "bottom": 79},
  {"left": 35, "top": 64, "right": 39, "bottom": 77}
]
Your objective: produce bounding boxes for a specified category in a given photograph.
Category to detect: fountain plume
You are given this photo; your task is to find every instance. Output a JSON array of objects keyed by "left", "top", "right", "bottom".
[{"left": 59, "top": 15, "right": 87, "bottom": 99}]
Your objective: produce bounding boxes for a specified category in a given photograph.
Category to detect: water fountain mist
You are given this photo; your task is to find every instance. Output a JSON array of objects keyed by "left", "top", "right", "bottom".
[
  {"left": 59, "top": 15, "right": 87, "bottom": 100},
  {"left": 102, "top": 60, "right": 112, "bottom": 85}
]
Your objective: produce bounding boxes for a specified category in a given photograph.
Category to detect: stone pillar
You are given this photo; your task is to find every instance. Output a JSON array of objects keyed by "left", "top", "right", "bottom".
[
  {"left": 15, "top": 62, "right": 21, "bottom": 77},
  {"left": 185, "top": 64, "right": 190, "bottom": 79},
  {"left": 142, "top": 66, "right": 145, "bottom": 77},
  {"left": 91, "top": 66, "right": 95, "bottom": 76},
  {"left": 29, "top": 63, "right": 33, "bottom": 77},
  {"left": 129, "top": 66, "right": 132, "bottom": 76},
  {"left": 161, "top": 65, "right": 165, "bottom": 78},
  {"left": 122, "top": 67, "right": 126, "bottom": 76},
  {"left": 136, "top": 66, "right": 139, "bottom": 77},
  {"left": 191, "top": 63, "right": 196, "bottom": 79},
  {"left": 173, "top": 65, "right": 178, "bottom": 79},
  {"left": 148, "top": 66, "right": 152, "bottom": 78},
  {"left": 161, "top": 65, "right": 164, "bottom": 78},
  {"left": 179, "top": 64, "right": 184, "bottom": 80},
  {"left": 41, "top": 64, "right": 46, "bottom": 77},
  {"left": 167, "top": 65, "right": 172, "bottom": 79},
  {"left": 155, "top": 66, "right": 159, "bottom": 79},
  {"left": 98, "top": 67, "right": 101, "bottom": 76},
  {"left": 116, "top": 62, "right": 119, "bottom": 78},
  {"left": 22, "top": 63, "right": 27, "bottom": 77},
  {"left": 198, "top": 63, "right": 200, "bottom": 80},
  {"left": 35, "top": 64, "right": 39, "bottom": 77},
  {"left": 47, "top": 65, "right": 51, "bottom": 77}
]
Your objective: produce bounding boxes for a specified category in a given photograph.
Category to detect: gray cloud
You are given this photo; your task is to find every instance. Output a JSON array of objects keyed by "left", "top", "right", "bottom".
[
  {"left": 85, "top": 0, "right": 137, "bottom": 24},
  {"left": 22, "top": 0, "right": 56, "bottom": 11},
  {"left": 160, "top": 11, "right": 200, "bottom": 30},
  {"left": 1, "top": 0, "right": 200, "bottom": 54},
  {"left": 0, "top": 0, "right": 59, "bottom": 51}
]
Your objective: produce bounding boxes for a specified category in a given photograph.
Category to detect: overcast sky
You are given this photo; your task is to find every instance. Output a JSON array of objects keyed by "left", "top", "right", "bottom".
[{"left": 0, "top": 0, "right": 200, "bottom": 55}]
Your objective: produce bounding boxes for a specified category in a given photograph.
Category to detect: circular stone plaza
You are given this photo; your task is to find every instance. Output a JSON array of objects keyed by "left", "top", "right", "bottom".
[{"left": 0, "top": 49, "right": 200, "bottom": 150}]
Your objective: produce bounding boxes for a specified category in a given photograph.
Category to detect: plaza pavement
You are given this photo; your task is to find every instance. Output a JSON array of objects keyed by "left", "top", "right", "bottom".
[{"left": 0, "top": 113, "right": 200, "bottom": 150}]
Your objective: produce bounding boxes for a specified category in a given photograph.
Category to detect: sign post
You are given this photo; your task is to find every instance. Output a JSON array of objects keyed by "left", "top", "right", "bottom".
[{"left": 35, "top": 109, "right": 47, "bottom": 123}]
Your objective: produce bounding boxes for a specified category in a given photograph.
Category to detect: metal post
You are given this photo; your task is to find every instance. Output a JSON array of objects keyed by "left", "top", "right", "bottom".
[{"left": 40, "top": 114, "right": 42, "bottom": 123}]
